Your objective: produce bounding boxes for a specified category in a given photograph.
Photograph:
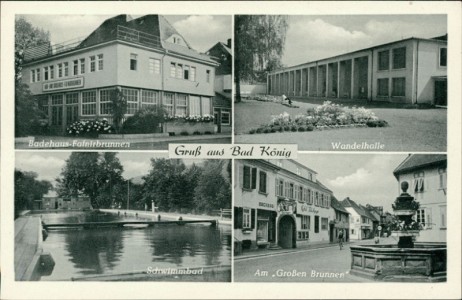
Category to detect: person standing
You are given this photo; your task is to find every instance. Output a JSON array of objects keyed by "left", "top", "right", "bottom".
[{"left": 338, "top": 229, "right": 344, "bottom": 250}]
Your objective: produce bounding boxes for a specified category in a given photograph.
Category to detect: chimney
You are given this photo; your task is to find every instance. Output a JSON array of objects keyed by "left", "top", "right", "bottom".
[{"left": 227, "top": 38, "right": 231, "bottom": 48}]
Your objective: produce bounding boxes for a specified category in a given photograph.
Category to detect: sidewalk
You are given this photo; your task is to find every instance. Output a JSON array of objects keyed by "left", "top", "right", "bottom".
[
  {"left": 99, "top": 208, "right": 232, "bottom": 227},
  {"left": 235, "top": 237, "right": 398, "bottom": 260}
]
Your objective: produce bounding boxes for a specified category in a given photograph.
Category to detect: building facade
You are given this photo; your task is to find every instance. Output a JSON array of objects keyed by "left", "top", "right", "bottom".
[
  {"left": 341, "top": 197, "right": 374, "bottom": 240},
  {"left": 330, "top": 196, "right": 350, "bottom": 243},
  {"left": 21, "top": 15, "right": 218, "bottom": 134},
  {"left": 234, "top": 159, "right": 333, "bottom": 250},
  {"left": 267, "top": 35, "right": 447, "bottom": 105},
  {"left": 38, "top": 190, "right": 92, "bottom": 210},
  {"left": 393, "top": 154, "right": 447, "bottom": 242}
]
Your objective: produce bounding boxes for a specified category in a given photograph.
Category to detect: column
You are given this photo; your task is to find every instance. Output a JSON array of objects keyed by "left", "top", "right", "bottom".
[
  {"left": 325, "top": 64, "right": 329, "bottom": 98},
  {"left": 350, "top": 58, "right": 355, "bottom": 99},
  {"left": 337, "top": 62, "right": 340, "bottom": 98}
]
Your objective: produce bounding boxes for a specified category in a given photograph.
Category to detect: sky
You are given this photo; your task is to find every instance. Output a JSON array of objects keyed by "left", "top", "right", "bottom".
[
  {"left": 17, "top": 14, "right": 231, "bottom": 53},
  {"left": 282, "top": 15, "right": 447, "bottom": 66},
  {"left": 15, "top": 152, "right": 408, "bottom": 212}
]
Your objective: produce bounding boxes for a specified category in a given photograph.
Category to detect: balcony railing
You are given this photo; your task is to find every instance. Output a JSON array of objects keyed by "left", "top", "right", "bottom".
[{"left": 116, "top": 25, "right": 161, "bottom": 49}]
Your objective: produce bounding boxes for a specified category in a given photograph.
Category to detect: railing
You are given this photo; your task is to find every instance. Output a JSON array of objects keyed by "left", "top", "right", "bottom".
[{"left": 116, "top": 25, "right": 161, "bottom": 49}]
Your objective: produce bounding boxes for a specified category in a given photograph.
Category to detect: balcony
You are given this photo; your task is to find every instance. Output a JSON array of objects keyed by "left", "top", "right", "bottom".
[{"left": 23, "top": 25, "right": 162, "bottom": 63}]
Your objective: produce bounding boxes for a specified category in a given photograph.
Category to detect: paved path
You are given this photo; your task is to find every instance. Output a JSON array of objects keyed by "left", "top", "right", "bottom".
[{"left": 15, "top": 216, "right": 42, "bottom": 280}]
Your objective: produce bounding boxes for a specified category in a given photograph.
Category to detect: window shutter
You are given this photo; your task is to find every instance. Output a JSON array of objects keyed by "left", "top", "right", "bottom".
[
  {"left": 234, "top": 207, "right": 240, "bottom": 229},
  {"left": 251, "top": 168, "right": 257, "bottom": 189},
  {"left": 413, "top": 179, "right": 418, "bottom": 192},
  {"left": 275, "top": 178, "right": 279, "bottom": 196},
  {"left": 251, "top": 209, "right": 256, "bottom": 229},
  {"left": 239, "top": 164, "right": 244, "bottom": 188}
]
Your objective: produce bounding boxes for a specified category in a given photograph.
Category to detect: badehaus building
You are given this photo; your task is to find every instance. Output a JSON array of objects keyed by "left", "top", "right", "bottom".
[
  {"left": 234, "top": 159, "right": 333, "bottom": 250},
  {"left": 20, "top": 15, "right": 218, "bottom": 134},
  {"left": 267, "top": 35, "right": 447, "bottom": 105}
]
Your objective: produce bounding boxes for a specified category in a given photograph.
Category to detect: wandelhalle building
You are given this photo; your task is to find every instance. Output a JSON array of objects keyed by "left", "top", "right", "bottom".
[
  {"left": 267, "top": 35, "right": 447, "bottom": 105},
  {"left": 21, "top": 15, "right": 219, "bottom": 134},
  {"left": 234, "top": 159, "right": 334, "bottom": 250}
]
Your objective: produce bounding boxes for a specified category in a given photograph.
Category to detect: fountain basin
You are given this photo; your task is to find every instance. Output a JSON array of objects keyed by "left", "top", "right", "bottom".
[{"left": 350, "top": 243, "right": 446, "bottom": 282}]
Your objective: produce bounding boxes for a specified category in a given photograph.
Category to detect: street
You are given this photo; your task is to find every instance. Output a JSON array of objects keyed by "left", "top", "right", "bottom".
[{"left": 234, "top": 238, "right": 395, "bottom": 282}]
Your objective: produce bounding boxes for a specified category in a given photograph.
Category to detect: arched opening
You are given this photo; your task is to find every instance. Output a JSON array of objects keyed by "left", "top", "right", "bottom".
[{"left": 278, "top": 215, "right": 296, "bottom": 249}]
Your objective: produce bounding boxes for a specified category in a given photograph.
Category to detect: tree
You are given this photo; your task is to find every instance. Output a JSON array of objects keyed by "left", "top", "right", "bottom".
[
  {"left": 234, "top": 15, "right": 289, "bottom": 102},
  {"left": 110, "top": 87, "right": 127, "bottom": 133},
  {"left": 15, "top": 169, "right": 52, "bottom": 218},
  {"left": 56, "top": 152, "right": 125, "bottom": 208},
  {"left": 193, "top": 160, "right": 231, "bottom": 213}
]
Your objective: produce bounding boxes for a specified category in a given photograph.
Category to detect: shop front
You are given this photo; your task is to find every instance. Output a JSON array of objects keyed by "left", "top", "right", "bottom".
[{"left": 256, "top": 204, "right": 277, "bottom": 248}]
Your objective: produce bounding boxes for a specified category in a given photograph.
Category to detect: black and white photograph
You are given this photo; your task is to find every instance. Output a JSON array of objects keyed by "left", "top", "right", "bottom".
[
  {"left": 234, "top": 154, "right": 447, "bottom": 282},
  {"left": 234, "top": 15, "right": 448, "bottom": 152},
  {"left": 14, "top": 152, "right": 232, "bottom": 281},
  {"left": 14, "top": 14, "right": 232, "bottom": 150}
]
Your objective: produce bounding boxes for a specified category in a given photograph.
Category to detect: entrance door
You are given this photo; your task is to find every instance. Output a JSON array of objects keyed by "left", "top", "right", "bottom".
[
  {"left": 278, "top": 216, "right": 295, "bottom": 249},
  {"left": 330, "top": 224, "right": 335, "bottom": 242},
  {"left": 51, "top": 105, "right": 64, "bottom": 134},
  {"left": 434, "top": 80, "right": 447, "bottom": 106},
  {"left": 66, "top": 105, "right": 79, "bottom": 126}
]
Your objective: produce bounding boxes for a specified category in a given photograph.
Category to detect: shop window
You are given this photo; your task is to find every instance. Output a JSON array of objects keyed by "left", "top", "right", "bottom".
[
  {"left": 97, "top": 54, "right": 103, "bottom": 71},
  {"left": 122, "top": 88, "right": 139, "bottom": 114},
  {"left": 314, "top": 216, "right": 319, "bottom": 233},
  {"left": 170, "top": 62, "right": 176, "bottom": 77},
  {"left": 378, "top": 50, "right": 390, "bottom": 71},
  {"left": 259, "top": 171, "right": 267, "bottom": 193},
  {"left": 190, "top": 66, "right": 196, "bottom": 81},
  {"left": 163, "top": 92, "right": 174, "bottom": 116},
  {"left": 130, "top": 54, "right": 137, "bottom": 71},
  {"left": 176, "top": 64, "right": 183, "bottom": 79},
  {"left": 321, "top": 218, "right": 328, "bottom": 230},
  {"left": 189, "top": 96, "right": 200, "bottom": 116},
  {"left": 58, "top": 63, "right": 63, "bottom": 78},
  {"left": 36, "top": 68, "right": 41, "bottom": 82},
  {"left": 206, "top": 69, "right": 211, "bottom": 83},
  {"left": 392, "top": 47, "right": 406, "bottom": 69},
  {"left": 243, "top": 165, "right": 257, "bottom": 190},
  {"left": 176, "top": 93, "right": 187, "bottom": 116},
  {"left": 392, "top": 77, "right": 405, "bottom": 97},
  {"left": 73, "top": 60, "right": 78, "bottom": 75},
  {"left": 80, "top": 58, "right": 85, "bottom": 74},
  {"left": 149, "top": 58, "right": 160, "bottom": 74},
  {"left": 141, "top": 90, "right": 159, "bottom": 109},
  {"left": 81, "top": 90, "right": 96, "bottom": 115},
  {"left": 201, "top": 97, "right": 211, "bottom": 115},
  {"left": 64, "top": 62, "right": 69, "bottom": 77},
  {"left": 377, "top": 78, "right": 389, "bottom": 97},
  {"left": 99, "top": 89, "right": 113, "bottom": 115},
  {"left": 243, "top": 208, "right": 251, "bottom": 229},
  {"left": 439, "top": 48, "right": 447, "bottom": 67}
]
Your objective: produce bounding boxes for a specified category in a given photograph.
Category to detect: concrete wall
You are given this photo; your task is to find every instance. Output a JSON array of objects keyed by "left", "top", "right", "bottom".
[
  {"left": 416, "top": 41, "right": 447, "bottom": 104},
  {"left": 238, "top": 83, "right": 267, "bottom": 96}
]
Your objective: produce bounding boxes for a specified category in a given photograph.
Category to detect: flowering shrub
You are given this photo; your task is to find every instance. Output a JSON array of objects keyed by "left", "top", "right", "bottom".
[
  {"left": 389, "top": 219, "right": 423, "bottom": 231},
  {"left": 122, "top": 106, "right": 166, "bottom": 134},
  {"left": 67, "top": 119, "right": 113, "bottom": 136},
  {"left": 165, "top": 114, "right": 214, "bottom": 123}
]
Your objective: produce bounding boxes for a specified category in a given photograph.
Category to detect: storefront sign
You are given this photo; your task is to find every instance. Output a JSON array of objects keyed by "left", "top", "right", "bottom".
[
  {"left": 297, "top": 202, "right": 319, "bottom": 215},
  {"left": 43, "top": 77, "right": 84, "bottom": 92},
  {"left": 258, "top": 202, "right": 274, "bottom": 209}
]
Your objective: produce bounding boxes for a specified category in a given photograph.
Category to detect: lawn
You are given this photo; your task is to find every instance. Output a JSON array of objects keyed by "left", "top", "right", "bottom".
[{"left": 234, "top": 100, "right": 447, "bottom": 152}]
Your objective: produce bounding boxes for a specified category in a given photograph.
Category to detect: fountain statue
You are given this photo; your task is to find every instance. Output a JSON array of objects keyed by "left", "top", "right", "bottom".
[{"left": 349, "top": 181, "right": 446, "bottom": 282}]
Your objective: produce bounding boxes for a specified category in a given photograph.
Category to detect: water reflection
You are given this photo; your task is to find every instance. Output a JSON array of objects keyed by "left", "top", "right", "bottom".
[{"left": 39, "top": 212, "right": 231, "bottom": 281}]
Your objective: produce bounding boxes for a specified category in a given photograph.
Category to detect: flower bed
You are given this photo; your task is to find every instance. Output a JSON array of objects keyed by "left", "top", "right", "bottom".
[
  {"left": 165, "top": 115, "right": 216, "bottom": 135},
  {"left": 248, "top": 101, "right": 388, "bottom": 134},
  {"left": 67, "top": 119, "right": 114, "bottom": 137}
]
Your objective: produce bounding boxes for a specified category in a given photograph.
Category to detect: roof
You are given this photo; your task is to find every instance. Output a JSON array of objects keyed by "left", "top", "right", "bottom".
[
  {"left": 360, "top": 204, "right": 379, "bottom": 222},
  {"left": 271, "top": 35, "right": 448, "bottom": 74},
  {"left": 162, "top": 42, "right": 217, "bottom": 64},
  {"left": 330, "top": 196, "right": 349, "bottom": 214},
  {"left": 315, "top": 180, "right": 332, "bottom": 193},
  {"left": 393, "top": 154, "right": 447, "bottom": 178},
  {"left": 213, "top": 91, "right": 231, "bottom": 108},
  {"left": 341, "top": 197, "right": 370, "bottom": 218}
]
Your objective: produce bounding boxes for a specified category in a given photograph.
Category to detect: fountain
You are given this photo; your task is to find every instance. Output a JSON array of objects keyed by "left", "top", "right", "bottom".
[{"left": 349, "top": 181, "right": 446, "bottom": 282}]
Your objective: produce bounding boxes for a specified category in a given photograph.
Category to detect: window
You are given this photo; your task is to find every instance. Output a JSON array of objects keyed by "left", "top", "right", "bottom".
[
  {"left": 97, "top": 54, "right": 103, "bottom": 71},
  {"left": 141, "top": 90, "right": 159, "bottom": 108},
  {"left": 183, "top": 65, "right": 190, "bottom": 80},
  {"left": 63, "top": 62, "right": 69, "bottom": 77},
  {"left": 315, "top": 191, "right": 319, "bottom": 206},
  {"left": 289, "top": 183, "right": 294, "bottom": 199},
  {"left": 176, "top": 93, "right": 187, "bottom": 116},
  {"left": 37, "top": 95, "right": 48, "bottom": 116},
  {"left": 259, "top": 171, "right": 267, "bottom": 193},
  {"left": 321, "top": 218, "right": 328, "bottom": 230},
  {"left": 176, "top": 64, "right": 183, "bottom": 79},
  {"left": 49, "top": 65, "right": 54, "bottom": 79},
  {"left": 44, "top": 67, "right": 49, "bottom": 81},
  {"left": 378, "top": 50, "right": 390, "bottom": 71},
  {"left": 190, "top": 66, "right": 196, "bottom": 81},
  {"left": 392, "top": 77, "right": 405, "bottom": 97},
  {"left": 392, "top": 47, "right": 406, "bottom": 69},
  {"left": 413, "top": 173, "right": 425, "bottom": 193},
  {"left": 299, "top": 186, "right": 303, "bottom": 201},
  {"left": 122, "top": 88, "right": 138, "bottom": 114},
  {"left": 440, "top": 206, "right": 446, "bottom": 228},
  {"left": 201, "top": 97, "right": 211, "bottom": 115},
  {"left": 243, "top": 208, "right": 251, "bottom": 229},
  {"left": 170, "top": 63, "right": 176, "bottom": 77},
  {"left": 73, "top": 60, "right": 78, "bottom": 75},
  {"left": 163, "top": 92, "right": 174, "bottom": 116},
  {"left": 221, "top": 110, "right": 230, "bottom": 125},
  {"left": 81, "top": 90, "right": 96, "bottom": 115},
  {"left": 36, "top": 68, "right": 41, "bottom": 81},
  {"left": 377, "top": 78, "right": 389, "bottom": 97},
  {"left": 31, "top": 70, "right": 35, "bottom": 83},
  {"left": 438, "top": 167, "right": 447, "bottom": 189},
  {"left": 51, "top": 94, "right": 63, "bottom": 126},
  {"left": 57, "top": 63, "right": 63, "bottom": 78},
  {"left": 276, "top": 178, "right": 284, "bottom": 197},
  {"left": 439, "top": 48, "right": 447, "bottom": 67},
  {"left": 99, "top": 89, "right": 113, "bottom": 115},
  {"left": 243, "top": 165, "right": 257, "bottom": 190},
  {"left": 206, "top": 69, "right": 211, "bottom": 82},
  {"left": 416, "top": 209, "right": 426, "bottom": 226},
  {"left": 314, "top": 216, "right": 319, "bottom": 233},
  {"left": 149, "top": 58, "right": 160, "bottom": 74},
  {"left": 90, "top": 56, "right": 96, "bottom": 72},
  {"left": 189, "top": 96, "right": 200, "bottom": 116},
  {"left": 130, "top": 54, "right": 137, "bottom": 70},
  {"left": 301, "top": 215, "right": 310, "bottom": 230},
  {"left": 351, "top": 229, "right": 355, "bottom": 235},
  {"left": 65, "top": 93, "right": 79, "bottom": 105},
  {"left": 80, "top": 58, "right": 85, "bottom": 74}
]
